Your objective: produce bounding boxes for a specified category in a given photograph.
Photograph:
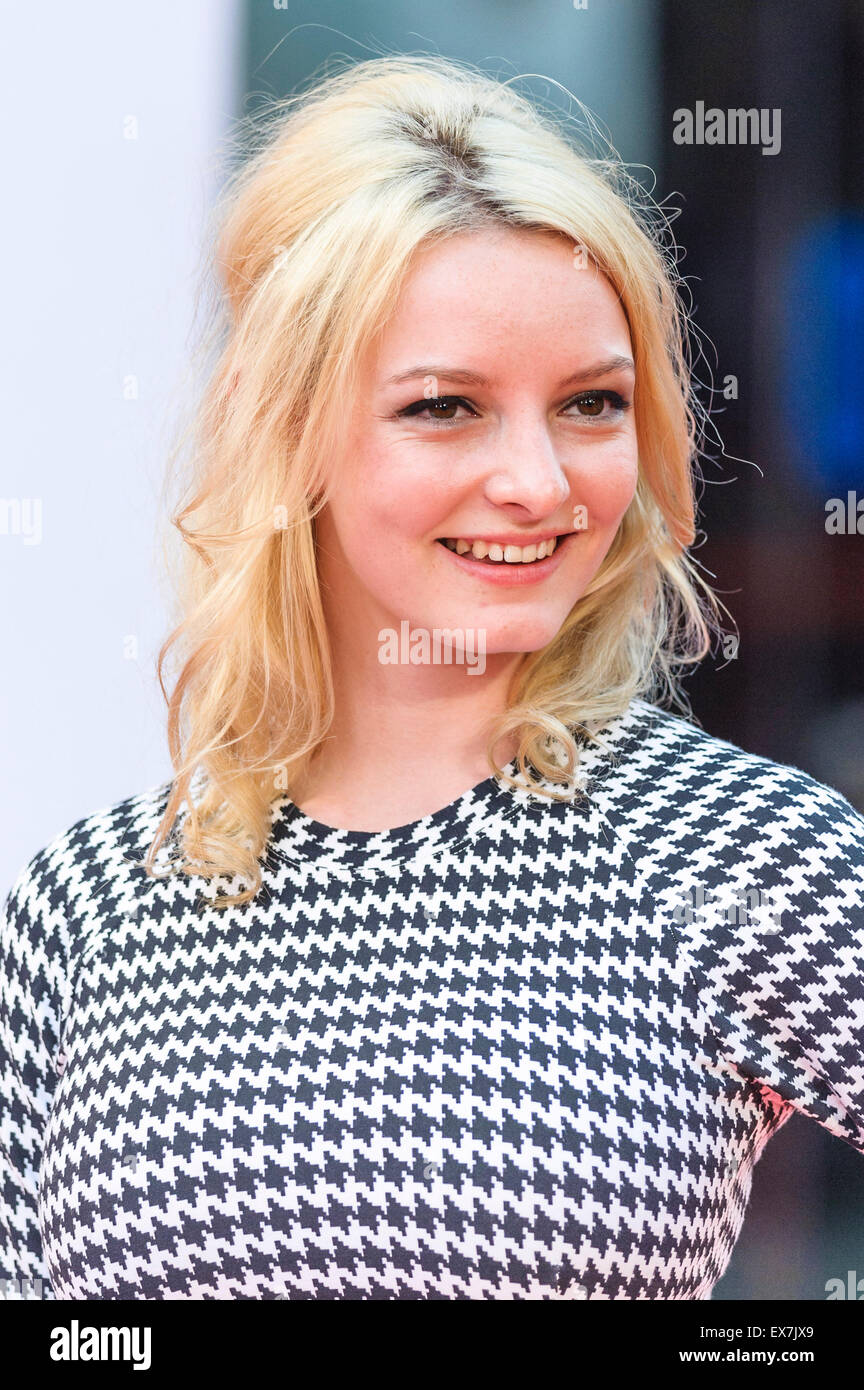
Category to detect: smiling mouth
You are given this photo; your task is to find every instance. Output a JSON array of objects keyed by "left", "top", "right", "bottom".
[{"left": 436, "top": 534, "right": 572, "bottom": 565}]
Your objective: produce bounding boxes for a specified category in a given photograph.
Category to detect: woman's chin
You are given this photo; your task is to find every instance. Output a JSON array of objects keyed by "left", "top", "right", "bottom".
[
  {"left": 375, "top": 604, "right": 572, "bottom": 662},
  {"left": 477, "top": 618, "right": 568, "bottom": 657}
]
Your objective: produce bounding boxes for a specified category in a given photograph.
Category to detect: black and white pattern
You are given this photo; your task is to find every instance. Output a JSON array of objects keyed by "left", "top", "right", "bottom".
[{"left": 2, "top": 697, "right": 864, "bottom": 1300}]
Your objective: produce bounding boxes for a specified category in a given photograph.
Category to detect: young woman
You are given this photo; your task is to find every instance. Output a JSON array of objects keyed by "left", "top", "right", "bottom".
[{"left": 3, "top": 55, "right": 863, "bottom": 1301}]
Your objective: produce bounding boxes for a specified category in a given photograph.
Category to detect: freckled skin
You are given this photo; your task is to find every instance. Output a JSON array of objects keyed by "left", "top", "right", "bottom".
[{"left": 316, "top": 226, "right": 639, "bottom": 657}]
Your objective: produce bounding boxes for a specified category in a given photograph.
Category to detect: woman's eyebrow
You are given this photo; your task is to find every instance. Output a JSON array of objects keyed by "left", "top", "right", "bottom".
[
  {"left": 556, "top": 355, "right": 636, "bottom": 386},
  {"left": 381, "top": 354, "right": 635, "bottom": 388}
]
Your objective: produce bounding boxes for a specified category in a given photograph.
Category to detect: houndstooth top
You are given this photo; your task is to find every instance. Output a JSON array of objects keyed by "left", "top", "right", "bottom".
[{"left": 2, "top": 697, "right": 864, "bottom": 1301}]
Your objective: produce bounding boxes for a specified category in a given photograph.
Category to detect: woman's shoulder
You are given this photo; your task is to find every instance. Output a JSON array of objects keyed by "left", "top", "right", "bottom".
[
  {"left": 587, "top": 698, "right": 864, "bottom": 903},
  {"left": 1, "top": 776, "right": 178, "bottom": 967},
  {"left": 9, "top": 775, "right": 177, "bottom": 887},
  {"left": 597, "top": 696, "right": 864, "bottom": 830},
  {"left": 601, "top": 705, "right": 864, "bottom": 1150}
]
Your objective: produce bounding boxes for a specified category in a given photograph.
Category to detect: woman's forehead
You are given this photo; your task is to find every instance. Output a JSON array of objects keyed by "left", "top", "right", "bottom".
[{"left": 365, "top": 229, "right": 632, "bottom": 382}]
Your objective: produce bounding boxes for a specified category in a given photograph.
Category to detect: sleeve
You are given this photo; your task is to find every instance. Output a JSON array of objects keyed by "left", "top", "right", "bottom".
[
  {"left": 672, "top": 773, "right": 864, "bottom": 1155},
  {"left": 0, "top": 844, "right": 73, "bottom": 1300}
]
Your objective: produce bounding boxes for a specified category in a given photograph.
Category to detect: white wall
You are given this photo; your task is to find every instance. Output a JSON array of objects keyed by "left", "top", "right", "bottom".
[{"left": 0, "top": 1, "right": 242, "bottom": 886}]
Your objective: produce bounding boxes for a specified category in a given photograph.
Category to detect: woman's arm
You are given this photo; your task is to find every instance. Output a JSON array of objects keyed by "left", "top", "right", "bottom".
[
  {"left": 674, "top": 775, "right": 864, "bottom": 1153},
  {"left": 0, "top": 845, "right": 73, "bottom": 1300}
]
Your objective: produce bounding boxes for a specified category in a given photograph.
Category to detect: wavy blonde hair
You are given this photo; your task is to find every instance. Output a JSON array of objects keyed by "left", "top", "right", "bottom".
[{"left": 145, "top": 54, "right": 721, "bottom": 907}]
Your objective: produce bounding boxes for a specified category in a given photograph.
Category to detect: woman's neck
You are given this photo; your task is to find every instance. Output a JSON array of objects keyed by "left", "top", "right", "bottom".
[{"left": 289, "top": 651, "right": 523, "bottom": 831}]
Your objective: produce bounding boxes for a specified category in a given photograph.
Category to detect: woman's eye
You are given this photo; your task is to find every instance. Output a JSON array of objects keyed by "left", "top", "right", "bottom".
[
  {"left": 396, "top": 390, "right": 631, "bottom": 426},
  {"left": 564, "top": 390, "right": 631, "bottom": 420},
  {"left": 398, "top": 395, "right": 476, "bottom": 424}
]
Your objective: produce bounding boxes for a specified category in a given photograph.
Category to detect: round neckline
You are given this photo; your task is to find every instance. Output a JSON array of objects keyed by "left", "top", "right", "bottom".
[
  {"left": 263, "top": 698, "right": 660, "bottom": 878},
  {"left": 266, "top": 752, "right": 527, "bottom": 875}
]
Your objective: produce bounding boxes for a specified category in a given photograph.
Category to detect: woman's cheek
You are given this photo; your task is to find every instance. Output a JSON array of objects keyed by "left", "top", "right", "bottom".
[
  {"left": 580, "top": 452, "right": 638, "bottom": 527},
  {"left": 339, "top": 444, "right": 429, "bottom": 521},
  {"left": 368, "top": 478, "right": 465, "bottom": 544}
]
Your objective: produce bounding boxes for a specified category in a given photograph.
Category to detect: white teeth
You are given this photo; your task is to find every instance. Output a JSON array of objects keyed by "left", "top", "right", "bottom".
[{"left": 441, "top": 536, "right": 561, "bottom": 563}]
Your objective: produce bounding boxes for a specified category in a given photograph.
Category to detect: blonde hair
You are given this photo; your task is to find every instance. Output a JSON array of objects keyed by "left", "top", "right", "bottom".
[{"left": 145, "top": 54, "right": 721, "bottom": 906}]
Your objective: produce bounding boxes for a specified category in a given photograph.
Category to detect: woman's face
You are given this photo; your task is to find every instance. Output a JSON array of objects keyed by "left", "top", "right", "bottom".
[{"left": 316, "top": 226, "right": 639, "bottom": 661}]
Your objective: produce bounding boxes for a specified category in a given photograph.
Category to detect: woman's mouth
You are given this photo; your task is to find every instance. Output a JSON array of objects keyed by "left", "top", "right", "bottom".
[
  {"left": 435, "top": 530, "right": 579, "bottom": 583},
  {"left": 439, "top": 536, "right": 560, "bottom": 564}
]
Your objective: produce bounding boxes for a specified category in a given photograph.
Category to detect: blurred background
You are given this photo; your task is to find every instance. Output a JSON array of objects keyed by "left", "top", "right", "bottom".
[{"left": 2, "top": 0, "right": 862, "bottom": 1299}]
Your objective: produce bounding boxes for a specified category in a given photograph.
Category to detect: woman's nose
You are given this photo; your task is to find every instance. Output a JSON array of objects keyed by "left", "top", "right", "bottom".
[{"left": 482, "top": 421, "right": 572, "bottom": 516}]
